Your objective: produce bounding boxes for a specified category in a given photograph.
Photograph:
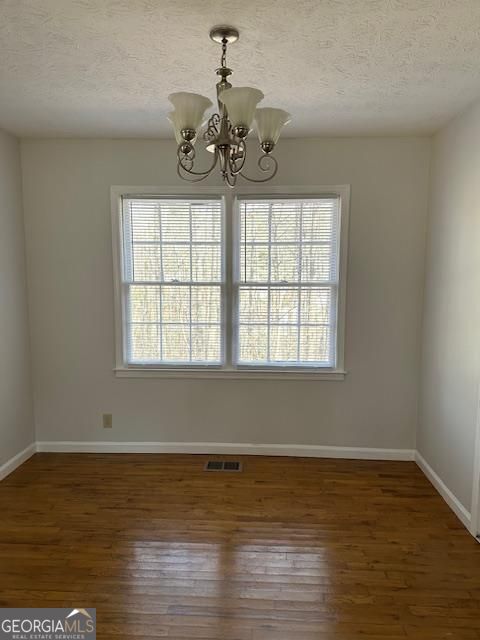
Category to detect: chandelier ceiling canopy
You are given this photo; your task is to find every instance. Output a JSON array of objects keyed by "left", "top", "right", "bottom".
[{"left": 167, "top": 25, "right": 291, "bottom": 187}]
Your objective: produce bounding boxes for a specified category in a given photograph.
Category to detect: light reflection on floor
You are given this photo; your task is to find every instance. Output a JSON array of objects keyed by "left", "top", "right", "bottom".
[{"left": 128, "top": 525, "right": 333, "bottom": 638}]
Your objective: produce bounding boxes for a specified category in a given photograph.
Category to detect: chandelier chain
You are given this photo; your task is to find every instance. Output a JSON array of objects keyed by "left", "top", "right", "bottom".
[{"left": 221, "top": 39, "right": 227, "bottom": 69}]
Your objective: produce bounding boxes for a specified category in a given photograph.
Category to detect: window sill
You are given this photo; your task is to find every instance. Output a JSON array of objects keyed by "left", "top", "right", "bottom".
[{"left": 114, "top": 367, "right": 347, "bottom": 380}]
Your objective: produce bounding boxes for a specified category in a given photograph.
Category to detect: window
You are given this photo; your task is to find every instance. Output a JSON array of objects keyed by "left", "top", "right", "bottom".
[
  {"left": 236, "top": 198, "right": 339, "bottom": 367},
  {"left": 121, "top": 197, "right": 224, "bottom": 365},
  {"left": 113, "top": 187, "right": 349, "bottom": 379}
]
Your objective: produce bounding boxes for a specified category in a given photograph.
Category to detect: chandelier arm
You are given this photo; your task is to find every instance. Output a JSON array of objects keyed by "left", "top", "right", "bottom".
[
  {"left": 177, "top": 144, "right": 219, "bottom": 177},
  {"left": 224, "top": 170, "right": 237, "bottom": 188},
  {"left": 177, "top": 143, "right": 195, "bottom": 172},
  {"left": 229, "top": 139, "right": 247, "bottom": 175},
  {"left": 239, "top": 153, "right": 278, "bottom": 183},
  {"left": 177, "top": 148, "right": 219, "bottom": 182}
]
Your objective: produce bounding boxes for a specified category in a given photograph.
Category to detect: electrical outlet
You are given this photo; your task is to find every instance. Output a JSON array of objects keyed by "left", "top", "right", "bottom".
[{"left": 102, "top": 413, "right": 113, "bottom": 429}]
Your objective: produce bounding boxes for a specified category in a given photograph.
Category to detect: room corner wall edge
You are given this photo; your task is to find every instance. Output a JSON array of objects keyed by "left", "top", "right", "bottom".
[
  {"left": 0, "top": 443, "right": 36, "bottom": 481},
  {"left": 414, "top": 450, "right": 472, "bottom": 531}
]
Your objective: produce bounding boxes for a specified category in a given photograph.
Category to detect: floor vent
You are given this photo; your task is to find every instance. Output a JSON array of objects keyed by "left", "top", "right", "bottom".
[{"left": 204, "top": 460, "right": 243, "bottom": 472}]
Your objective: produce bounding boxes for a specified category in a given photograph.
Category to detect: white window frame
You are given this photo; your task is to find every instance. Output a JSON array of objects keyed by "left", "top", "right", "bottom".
[{"left": 111, "top": 185, "right": 350, "bottom": 380}]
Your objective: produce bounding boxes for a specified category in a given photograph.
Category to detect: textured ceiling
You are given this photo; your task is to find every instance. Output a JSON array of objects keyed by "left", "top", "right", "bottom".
[{"left": 1, "top": 0, "right": 480, "bottom": 137}]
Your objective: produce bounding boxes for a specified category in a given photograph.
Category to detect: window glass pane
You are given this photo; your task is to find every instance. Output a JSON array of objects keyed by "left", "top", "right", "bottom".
[
  {"left": 239, "top": 326, "right": 268, "bottom": 362},
  {"left": 162, "top": 325, "right": 190, "bottom": 361},
  {"left": 270, "top": 326, "right": 298, "bottom": 361},
  {"left": 161, "top": 207, "right": 190, "bottom": 241},
  {"left": 270, "top": 288, "right": 298, "bottom": 324},
  {"left": 271, "top": 204, "right": 300, "bottom": 242},
  {"left": 270, "top": 245, "right": 299, "bottom": 282},
  {"left": 240, "top": 245, "right": 269, "bottom": 282},
  {"left": 192, "top": 245, "right": 221, "bottom": 282},
  {"left": 191, "top": 286, "right": 221, "bottom": 323},
  {"left": 130, "top": 207, "right": 160, "bottom": 242},
  {"left": 239, "top": 288, "right": 268, "bottom": 323},
  {"left": 299, "top": 326, "right": 331, "bottom": 362},
  {"left": 192, "top": 326, "right": 221, "bottom": 362},
  {"left": 240, "top": 204, "right": 269, "bottom": 243},
  {"left": 161, "top": 286, "right": 189, "bottom": 324},
  {"left": 130, "top": 324, "right": 160, "bottom": 362},
  {"left": 162, "top": 245, "right": 191, "bottom": 281},
  {"left": 301, "top": 288, "right": 331, "bottom": 324},
  {"left": 301, "top": 245, "right": 333, "bottom": 281},
  {"left": 301, "top": 202, "right": 335, "bottom": 242},
  {"left": 129, "top": 285, "right": 160, "bottom": 323},
  {"left": 236, "top": 287, "right": 334, "bottom": 366},
  {"left": 132, "top": 246, "right": 161, "bottom": 281},
  {"left": 192, "top": 205, "right": 221, "bottom": 242}
]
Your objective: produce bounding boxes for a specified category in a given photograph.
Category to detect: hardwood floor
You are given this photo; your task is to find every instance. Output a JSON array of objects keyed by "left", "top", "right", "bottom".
[{"left": 0, "top": 453, "right": 479, "bottom": 639}]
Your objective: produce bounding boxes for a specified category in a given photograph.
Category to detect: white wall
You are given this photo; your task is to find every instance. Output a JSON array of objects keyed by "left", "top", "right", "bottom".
[
  {"left": 418, "top": 100, "right": 480, "bottom": 511},
  {"left": 0, "top": 130, "right": 34, "bottom": 465},
  {"left": 21, "top": 137, "right": 430, "bottom": 448}
]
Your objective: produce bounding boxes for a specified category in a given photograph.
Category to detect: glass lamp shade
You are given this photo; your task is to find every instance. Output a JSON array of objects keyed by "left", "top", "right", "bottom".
[
  {"left": 254, "top": 107, "right": 291, "bottom": 144},
  {"left": 167, "top": 92, "right": 212, "bottom": 132},
  {"left": 167, "top": 111, "right": 185, "bottom": 145},
  {"left": 219, "top": 87, "right": 264, "bottom": 129}
]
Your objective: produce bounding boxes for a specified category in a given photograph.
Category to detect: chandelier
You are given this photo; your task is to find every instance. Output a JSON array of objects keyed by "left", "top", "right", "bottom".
[{"left": 167, "top": 26, "right": 291, "bottom": 187}]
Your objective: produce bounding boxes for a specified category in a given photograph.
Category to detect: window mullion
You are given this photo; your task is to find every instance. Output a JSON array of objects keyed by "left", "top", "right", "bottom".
[
  {"left": 330, "top": 282, "right": 338, "bottom": 366},
  {"left": 124, "top": 282, "right": 132, "bottom": 363},
  {"left": 121, "top": 201, "right": 134, "bottom": 364},
  {"left": 129, "top": 202, "right": 135, "bottom": 283},
  {"left": 267, "top": 202, "right": 272, "bottom": 363},
  {"left": 189, "top": 204, "right": 193, "bottom": 362},
  {"left": 157, "top": 202, "right": 163, "bottom": 361},
  {"left": 297, "top": 204, "right": 303, "bottom": 362},
  {"left": 225, "top": 192, "right": 234, "bottom": 368},
  {"left": 212, "top": 281, "right": 336, "bottom": 288}
]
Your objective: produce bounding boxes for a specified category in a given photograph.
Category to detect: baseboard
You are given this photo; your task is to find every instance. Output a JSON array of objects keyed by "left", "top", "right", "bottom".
[
  {"left": 35, "top": 440, "right": 416, "bottom": 460},
  {"left": 0, "top": 443, "right": 36, "bottom": 482},
  {"left": 415, "top": 451, "right": 471, "bottom": 530},
  {"left": 3, "top": 442, "right": 475, "bottom": 539}
]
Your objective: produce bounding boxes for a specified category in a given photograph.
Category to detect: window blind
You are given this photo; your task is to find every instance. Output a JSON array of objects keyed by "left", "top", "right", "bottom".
[
  {"left": 235, "top": 197, "right": 340, "bottom": 367},
  {"left": 122, "top": 197, "right": 224, "bottom": 365}
]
